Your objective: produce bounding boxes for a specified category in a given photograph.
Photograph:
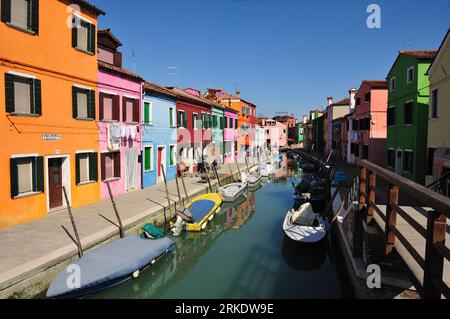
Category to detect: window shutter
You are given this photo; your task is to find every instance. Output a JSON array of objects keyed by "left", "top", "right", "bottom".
[
  {"left": 71, "top": 17, "right": 77, "bottom": 48},
  {"left": 75, "top": 153, "right": 81, "bottom": 185},
  {"left": 143, "top": 102, "right": 149, "bottom": 124},
  {"left": 99, "top": 93, "right": 104, "bottom": 120},
  {"left": 100, "top": 153, "right": 106, "bottom": 181},
  {"left": 10, "top": 158, "right": 18, "bottom": 198},
  {"left": 89, "top": 152, "right": 98, "bottom": 182},
  {"left": 88, "top": 90, "right": 95, "bottom": 119},
  {"left": 72, "top": 86, "right": 78, "bottom": 118},
  {"left": 122, "top": 97, "right": 126, "bottom": 122},
  {"left": 133, "top": 99, "right": 139, "bottom": 123},
  {"left": 35, "top": 156, "right": 44, "bottom": 193},
  {"left": 30, "top": 0, "right": 39, "bottom": 33},
  {"left": 114, "top": 153, "right": 120, "bottom": 178},
  {"left": 88, "top": 23, "right": 96, "bottom": 54},
  {"left": 33, "top": 79, "right": 42, "bottom": 115},
  {"left": 1, "top": 0, "right": 11, "bottom": 23},
  {"left": 114, "top": 95, "right": 120, "bottom": 121},
  {"left": 183, "top": 112, "right": 187, "bottom": 128},
  {"left": 5, "top": 73, "right": 15, "bottom": 113}
]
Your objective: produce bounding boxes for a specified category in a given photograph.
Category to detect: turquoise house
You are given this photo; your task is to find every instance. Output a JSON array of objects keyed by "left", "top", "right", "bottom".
[
  {"left": 142, "top": 82, "right": 178, "bottom": 187},
  {"left": 211, "top": 103, "right": 225, "bottom": 163}
]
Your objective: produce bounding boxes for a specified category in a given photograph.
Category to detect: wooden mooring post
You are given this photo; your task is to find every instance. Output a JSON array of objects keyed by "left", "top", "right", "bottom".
[
  {"left": 385, "top": 185, "right": 398, "bottom": 255},
  {"left": 106, "top": 181, "right": 125, "bottom": 239},
  {"left": 62, "top": 186, "right": 83, "bottom": 257}
]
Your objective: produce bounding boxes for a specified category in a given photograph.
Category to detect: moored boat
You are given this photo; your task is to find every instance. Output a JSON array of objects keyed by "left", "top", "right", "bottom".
[{"left": 283, "top": 203, "right": 327, "bottom": 244}]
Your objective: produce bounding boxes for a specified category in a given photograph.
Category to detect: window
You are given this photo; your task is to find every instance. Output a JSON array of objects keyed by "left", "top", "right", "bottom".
[
  {"left": 72, "top": 86, "right": 95, "bottom": 120},
  {"left": 75, "top": 152, "right": 98, "bottom": 185},
  {"left": 403, "top": 151, "right": 413, "bottom": 172},
  {"left": 143, "top": 145, "right": 153, "bottom": 172},
  {"left": 352, "top": 119, "right": 359, "bottom": 131},
  {"left": 387, "top": 149, "right": 395, "bottom": 167},
  {"left": 10, "top": 156, "right": 43, "bottom": 198},
  {"left": 430, "top": 89, "right": 438, "bottom": 119},
  {"left": 390, "top": 77, "right": 396, "bottom": 92},
  {"left": 241, "top": 106, "right": 245, "bottom": 115},
  {"left": 362, "top": 145, "right": 369, "bottom": 160},
  {"left": 427, "top": 147, "right": 436, "bottom": 176},
  {"left": 100, "top": 93, "right": 119, "bottom": 121},
  {"left": 122, "top": 97, "right": 139, "bottom": 123},
  {"left": 101, "top": 152, "right": 120, "bottom": 181},
  {"left": 72, "top": 16, "right": 95, "bottom": 54},
  {"left": 212, "top": 115, "right": 218, "bottom": 128},
  {"left": 168, "top": 107, "right": 176, "bottom": 127},
  {"left": 143, "top": 101, "right": 153, "bottom": 125},
  {"left": 364, "top": 92, "right": 371, "bottom": 102},
  {"left": 229, "top": 117, "right": 233, "bottom": 129},
  {"left": 193, "top": 113, "right": 200, "bottom": 129},
  {"left": 355, "top": 97, "right": 361, "bottom": 106},
  {"left": 169, "top": 145, "right": 176, "bottom": 166},
  {"left": 5, "top": 73, "right": 41, "bottom": 116},
  {"left": 177, "top": 110, "right": 187, "bottom": 128},
  {"left": 404, "top": 101, "right": 413, "bottom": 125},
  {"left": 235, "top": 119, "right": 238, "bottom": 129},
  {"left": 406, "top": 66, "right": 414, "bottom": 84},
  {"left": 220, "top": 116, "right": 224, "bottom": 130},
  {"left": 1, "top": 0, "right": 39, "bottom": 33},
  {"left": 387, "top": 107, "right": 395, "bottom": 127}
]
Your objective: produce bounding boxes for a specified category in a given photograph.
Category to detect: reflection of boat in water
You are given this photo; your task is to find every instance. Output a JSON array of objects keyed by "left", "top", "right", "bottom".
[{"left": 281, "top": 236, "right": 327, "bottom": 271}]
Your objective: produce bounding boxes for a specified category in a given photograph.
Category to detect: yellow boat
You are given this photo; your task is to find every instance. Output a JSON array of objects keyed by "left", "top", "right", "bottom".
[{"left": 183, "top": 193, "right": 223, "bottom": 232}]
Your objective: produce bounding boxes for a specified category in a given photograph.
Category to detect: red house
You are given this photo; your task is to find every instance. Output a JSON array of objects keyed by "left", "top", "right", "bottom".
[{"left": 169, "top": 87, "right": 212, "bottom": 173}]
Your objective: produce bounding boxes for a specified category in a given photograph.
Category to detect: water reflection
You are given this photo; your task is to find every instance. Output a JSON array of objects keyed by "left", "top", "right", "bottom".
[{"left": 281, "top": 236, "right": 327, "bottom": 271}]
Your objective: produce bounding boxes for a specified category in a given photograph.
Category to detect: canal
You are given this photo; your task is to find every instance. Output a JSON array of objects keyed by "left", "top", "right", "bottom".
[{"left": 89, "top": 159, "right": 350, "bottom": 299}]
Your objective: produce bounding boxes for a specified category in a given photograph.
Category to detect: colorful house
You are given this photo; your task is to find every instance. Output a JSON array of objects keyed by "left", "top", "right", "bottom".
[
  {"left": 204, "top": 88, "right": 226, "bottom": 163},
  {"left": 258, "top": 118, "right": 288, "bottom": 152},
  {"left": 427, "top": 28, "right": 450, "bottom": 187},
  {"left": 353, "top": 80, "right": 388, "bottom": 166},
  {"left": 223, "top": 107, "right": 239, "bottom": 163},
  {"left": 325, "top": 97, "right": 350, "bottom": 154},
  {"left": 386, "top": 50, "right": 437, "bottom": 185},
  {"left": 0, "top": 0, "right": 104, "bottom": 228},
  {"left": 170, "top": 87, "right": 212, "bottom": 173},
  {"left": 97, "top": 29, "right": 143, "bottom": 199},
  {"left": 312, "top": 114, "right": 324, "bottom": 153},
  {"left": 273, "top": 114, "right": 296, "bottom": 145},
  {"left": 142, "top": 82, "right": 177, "bottom": 186},
  {"left": 347, "top": 88, "right": 358, "bottom": 164}
]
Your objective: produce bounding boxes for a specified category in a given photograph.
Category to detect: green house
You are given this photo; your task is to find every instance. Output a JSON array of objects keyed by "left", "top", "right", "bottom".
[
  {"left": 312, "top": 115, "right": 324, "bottom": 152},
  {"left": 386, "top": 50, "right": 437, "bottom": 185},
  {"left": 211, "top": 103, "right": 225, "bottom": 163}
]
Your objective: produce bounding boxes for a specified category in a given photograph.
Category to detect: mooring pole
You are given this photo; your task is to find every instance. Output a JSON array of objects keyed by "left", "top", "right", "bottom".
[
  {"left": 106, "top": 181, "right": 125, "bottom": 238},
  {"left": 62, "top": 186, "right": 83, "bottom": 257},
  {"left": 213, "top": 166, "right": 221, "bottom": 187},
  {"left": 228, "top": 163, "right": 236, "bottom": 182},
  {"left": 180, "top": 170, "right": 190, "bottom": 203},
  {"left": 175, "top": 174, "right": 182, "bottom": 206},
  {"left": 205, "top": 166, "right": 213, "bottom": 192},
  {"left": 161, "top": 164, "right": 172, "bottom": 215},
  {"left": 236, "top": 161, "right": 242, "bottom": 179},
  {"left": 245, "top": 155, "right": 250, "bottom": 174}
]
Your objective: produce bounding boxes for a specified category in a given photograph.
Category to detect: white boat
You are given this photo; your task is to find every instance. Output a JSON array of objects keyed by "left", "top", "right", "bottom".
[
  {"left": 218, "top": 182, "right": 247, "bottom": 202},
  {"left": 260, "top": 163, "right": 274, "bottom": 177},
  {"left": 242, "top": 171, "right": 262, "bottom": 187},
  {"left": 282, "top": 203, "right": 327, "bottom": 243}
]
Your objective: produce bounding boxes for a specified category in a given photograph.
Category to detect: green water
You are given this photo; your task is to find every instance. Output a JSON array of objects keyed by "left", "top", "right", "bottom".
[{"left": 90, "top": 166, "right": 348, "bottom": 299}]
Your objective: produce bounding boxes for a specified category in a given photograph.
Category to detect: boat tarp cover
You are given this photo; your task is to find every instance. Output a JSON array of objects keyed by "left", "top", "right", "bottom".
[
  {"left": 47, "top": 235, "right": 174, "bottom": 298},
  {"left": 291, "top": 203, "right": 315, "bottom": 226},
  {"left": 186, "top": 199, "right": 216, "bottom": 223},
  {"left": 141, "top": 224, "right": 165, "bottom": 239}
]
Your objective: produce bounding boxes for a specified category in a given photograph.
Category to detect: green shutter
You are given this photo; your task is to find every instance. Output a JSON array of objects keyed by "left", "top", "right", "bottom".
[
  {"left": 235, "top": 119, "right": 238, "bottom": 129},
  {"left": 30, "top": 0, "right": 39, "bottom": 33},
  {"left": 71, "top": 17, "right": 77, "bottom": 48},
  {"left": 144, "top": 102, "right": 150, "bottom": 124},
  {"left": 170, "top": 146, "right": 174, "bottom": 166},
  {"left": 88, "top": 23, "right": 96, "bottom": 54},
  {"left": 5, "top": 73, "right": 15, "bottom": 113},
  {"left": 10, "top": 158, "right": 18, "bottom": 198},
  {"left": 1, "top": 0, "right": 11, "bottom": 23},
  {"left": 88, "top": 90, "right": 95, "bottom": 119},
  {"left": 144, "top": 147, "right": 151, "bottom": 171},
  {"left": 89, "top": 152, "right": 98, "bottom": 182},
  {"left": 35, "top": 156, "right": 44, "bottom": 193},
  {"left": 75, "top": 154, "right": 81, "bottom": 184},
  {"left": 72, "top": 86, "right": 78, "bottom": 118},
  {"left": 169, "top": 108, "right": 173, "bottom": 127},
  {"left": 33, "top": 79, "right": 41, "bottom": 115}
]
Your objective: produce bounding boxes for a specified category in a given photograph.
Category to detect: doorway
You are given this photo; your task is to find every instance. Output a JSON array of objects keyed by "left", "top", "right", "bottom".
[
  {"left": 157, "top": 146, "right": 166, "bottom": 182},
  {"left": 48, "top": 158, "right": 63, "bottom": 209},
  {"left": 395, "top": 149, "right": 403, "bottom": 175}
]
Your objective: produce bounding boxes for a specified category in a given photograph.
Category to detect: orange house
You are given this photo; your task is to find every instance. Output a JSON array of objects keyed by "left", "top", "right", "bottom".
[
  {"left": 0, "top": 0, "right": 104, "bottom": 228},
  {"left": 220, "top": 90, "right": 257, "bottom": 160}
]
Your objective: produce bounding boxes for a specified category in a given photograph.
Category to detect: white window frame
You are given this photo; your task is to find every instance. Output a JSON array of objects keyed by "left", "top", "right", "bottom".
[
  {"left": 169, "top": 107, "right": 176, "bottom": 128},
  {"left": 143, "top": 100, "right": 153, "bottom": 125},
  {"left": 390, "top": 77, "right": 396, "bottom": 92},
  {"left": 178, "top": 109, "right": 186, "bottom": 128},
  {"left": 77, "top": 153, "right": 91, "bottom": 184},
  {"left": 406, "top": 66, "right": 415, "bottom": 85},
  {"left": 404, "top": 100, "right": 414, "bottom": 126},
  {"left": 193, "top": 112, "right": 199, "bottom": 130},
  {"left": 143, "top": 145, "right": 154, "bottom": 172},
  {"left": 169, "top": 144, "right": 176, "bottom": 167}
]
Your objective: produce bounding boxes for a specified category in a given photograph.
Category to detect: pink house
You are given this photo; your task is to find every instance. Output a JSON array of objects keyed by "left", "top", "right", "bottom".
[
  {"left": 97, "top": 29, "right": 143, "bottom": 199},
  {"left": 259, "top": 118, "right": 288, "bottom": 152},
  {"left": 353, "top": 80, "right": 388, "bottom": 166},
  {"left": 224, "top": 108, "right": 239, "bottom": 163}
]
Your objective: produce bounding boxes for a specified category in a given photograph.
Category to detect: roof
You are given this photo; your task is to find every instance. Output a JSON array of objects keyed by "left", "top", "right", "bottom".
[
  {"left": 221, "top": 92, "right": 257, "bottom": 108},
  {"left": 427, "top": 28, "right": 450, "bottom": 75},
  {"left": 399, "top": 50, "right": 438, "bottom": 59},
  {"left": 330, "top": 98, "right": 350, "bottom": 107},
  {"left": 98, "top": 61, "right": 143, "bottom": 81},
  {"left": 167, "top": 87, "right": 212, "bottom": 108},
  {"left": 361, "top": 80, "right": 388, "bottom": 90},
  {"left": 98, "top": 29, "right": 122, "bottom": 48},
  {"left": 71, "top": 0, "right": 105, "bottom": 16},
  {"left": 143, "top": 82, "right": 176, "bottom": 98}
]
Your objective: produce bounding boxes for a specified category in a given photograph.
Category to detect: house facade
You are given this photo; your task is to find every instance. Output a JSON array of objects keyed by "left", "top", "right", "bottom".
[
  {"left": 427, "top": 29, "right": 450, "bottom": 187},
  {"left": 142, "top": 82, "right": 177, "bottom": 187},
  {"left": 353, "top": 80, "right": 388, "bottom": 166},
  {"left": 259, "top": 118, "right": 287, "bottom": 152},
  {"left": 223, "top": 107, "right": 239, "bottom": 163},
  {"left": 386, "top": 51, "right": 437, "bottom": 185},
  {"left": 97, "top": 29, "right": 143, "bottom": 199},
  {"left": 0, "top": 0, "right": 104, "bottom": 228},
  {"left": 325, "top": 97, "right": 350, "bottom": 154}
]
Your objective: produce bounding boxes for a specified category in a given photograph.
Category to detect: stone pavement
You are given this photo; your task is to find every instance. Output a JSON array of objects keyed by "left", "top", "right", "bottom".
[{"left": 0, "top": 161, "right": 256, "bottom": 297}]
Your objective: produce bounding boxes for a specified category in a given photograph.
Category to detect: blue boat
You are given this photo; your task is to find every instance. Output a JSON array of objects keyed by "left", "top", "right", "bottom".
[{"left": 46, "top": 236, "right": 174, "bottom": 298}]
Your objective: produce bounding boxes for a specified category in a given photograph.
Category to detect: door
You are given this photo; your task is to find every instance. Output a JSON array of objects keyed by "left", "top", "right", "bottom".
[
  {"left": 49, "top": 158, "right": 63, "bottom": 209},
  {"left": 157, "top": 147, "right": 163, "bottom": 178},
  {"left": 395, "top": 149, "right": 403, "bottom": 175}
]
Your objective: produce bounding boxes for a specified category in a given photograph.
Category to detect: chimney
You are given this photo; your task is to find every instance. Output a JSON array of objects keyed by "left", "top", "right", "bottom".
[
  {"left": 349, "top": 88, "right": 357, "bottom": 110},
  {"left": 236, "top": 90, "right": 241, "bottom": 98},
  {"left": 327, "top": 96, "right": 333, "bottom": 106}
]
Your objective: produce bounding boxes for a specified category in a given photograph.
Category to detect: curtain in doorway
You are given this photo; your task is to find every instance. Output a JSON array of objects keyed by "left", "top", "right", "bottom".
[{"left": 126, "top": 147, "right": 139, "bottom": 192}]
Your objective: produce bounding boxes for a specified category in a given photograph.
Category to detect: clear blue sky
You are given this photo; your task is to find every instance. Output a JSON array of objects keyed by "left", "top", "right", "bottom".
[{"left": 89, "top": 0, "right": 449, "bottom": 118}]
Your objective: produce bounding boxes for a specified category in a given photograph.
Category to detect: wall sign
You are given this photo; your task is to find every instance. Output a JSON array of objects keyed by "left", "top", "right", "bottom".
[{"left": 42, "top": 134, "right": 61, "bottom": 141}]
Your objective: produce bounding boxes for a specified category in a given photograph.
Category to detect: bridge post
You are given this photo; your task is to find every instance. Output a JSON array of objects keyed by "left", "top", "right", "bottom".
[
  {"left": 359, "top": 167, "right": 367, "bottom": 210},
  {"left": 423, "top": 211, "right": 446, "bottom": 299},
  {"left": 385, "top": 185, "right": 398, "bottom": 255},
  {"left": 367, "top": 172, "right": 376, "bottom": 224}
]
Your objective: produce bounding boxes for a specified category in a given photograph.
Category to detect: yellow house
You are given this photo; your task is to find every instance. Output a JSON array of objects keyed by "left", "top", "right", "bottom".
[{"left": 427, "top": 28, "right": 450, "bottom": 188}]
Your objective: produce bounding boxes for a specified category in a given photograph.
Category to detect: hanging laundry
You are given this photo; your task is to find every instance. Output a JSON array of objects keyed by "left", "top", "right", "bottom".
[
  {"left": 108, "top": 123, "right": 121, "bottom": 151},
  {"left": 129, "top": 125, "right": 137, "bottom": 140},
  {"left": 120, "top": 125, "right": 127, "bottom": 138}
]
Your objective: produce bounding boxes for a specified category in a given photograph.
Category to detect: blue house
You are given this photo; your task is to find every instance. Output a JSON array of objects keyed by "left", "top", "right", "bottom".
[{"left": 142, "top": 82, "right": 178, "bottom": 187}]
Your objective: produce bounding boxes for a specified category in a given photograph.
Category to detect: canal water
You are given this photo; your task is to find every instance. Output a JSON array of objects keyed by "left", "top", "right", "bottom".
[{"left": 89, "top": 158, "right": 349, "bottom": 299}]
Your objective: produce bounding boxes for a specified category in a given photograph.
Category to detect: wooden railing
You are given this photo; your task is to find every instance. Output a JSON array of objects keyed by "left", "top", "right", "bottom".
[{"left": 357, "top": 160, "right": 450, "bottom": 299}]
